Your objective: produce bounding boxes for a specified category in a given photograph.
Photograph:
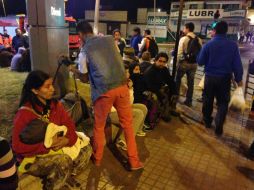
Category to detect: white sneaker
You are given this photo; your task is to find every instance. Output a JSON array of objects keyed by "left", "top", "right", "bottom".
[{"left": 136, "top": 131, "right": 146, "bottom": 137}]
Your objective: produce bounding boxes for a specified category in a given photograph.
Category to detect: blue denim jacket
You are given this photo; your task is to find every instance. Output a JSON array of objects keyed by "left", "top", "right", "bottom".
[{"left": 84, "top": 36, "right": 126, "bottom": 103}]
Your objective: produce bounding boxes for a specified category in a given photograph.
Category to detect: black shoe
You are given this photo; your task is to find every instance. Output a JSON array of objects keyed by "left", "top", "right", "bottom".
[
  {"left": 204, "top": 122, "right": 212, "bottom": 129},
  {"left": 171, "top": 110, "right": 180, "bottom": 117},
  {"left": 248, "top": 142, "right": 254, "bottom": 160},
  {"left": 202, "top": 117, "right": 213, "bottom": 128},
  {"left": 184, "top": 100, "right": 192, "bottom": 107},
  {"left": 143, "top": 124, "right": 154, "bottom": 131},
  {"left": 215, "top": 126, "right": 223, "bottom": 136},
  {"left": 161, "top": 116, "right": 171, "bottom": 123}
]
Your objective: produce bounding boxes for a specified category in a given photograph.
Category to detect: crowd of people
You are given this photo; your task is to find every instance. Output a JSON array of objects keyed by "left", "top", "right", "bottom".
[
  {"left": 0, "top": 20, "right": 250, "bottom": 190},
  {"left": 0, "top": 28, "right": 31, "bottom": 72},
  {"left": 239, "top": 30, "right": 254, "bottom": 44}
]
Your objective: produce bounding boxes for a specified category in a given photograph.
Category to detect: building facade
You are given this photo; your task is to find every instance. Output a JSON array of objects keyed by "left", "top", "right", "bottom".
[{"left": 169, "top": 0, "right": 248, "bottom": 41}]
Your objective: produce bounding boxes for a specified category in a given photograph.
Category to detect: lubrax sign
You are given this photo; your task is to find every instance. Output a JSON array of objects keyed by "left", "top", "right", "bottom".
[
  {"left": 188, "top": 10, "right": 215, "bottom": 18},
  {"left": 170, "top": 9, "right": 246, "bottom": 20}
]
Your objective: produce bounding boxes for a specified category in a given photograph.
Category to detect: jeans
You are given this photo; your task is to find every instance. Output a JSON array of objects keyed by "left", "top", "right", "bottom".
[
  {"left": 202, "top": 75, "right": 231, "bottom": 129},
  {"left": 93, "top": 85, "right": 141, "bottom": 167},
  {"left": 176, "top": 62, "right": 197, "bottom": 103}
]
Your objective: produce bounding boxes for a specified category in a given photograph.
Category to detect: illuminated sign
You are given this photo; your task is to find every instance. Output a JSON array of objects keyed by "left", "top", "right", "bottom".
[
  {"left": 147, "top": 16, "right": 169, "bottom": 26},
  {"left": 51, "top": 6, "right": 61, "bottom": 17},
  {"left": 170, "top": 9, "right": 246, "bottom": 20}
]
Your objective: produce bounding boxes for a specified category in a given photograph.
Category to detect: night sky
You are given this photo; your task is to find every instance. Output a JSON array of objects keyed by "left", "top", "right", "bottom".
[{"left": 0, "top": 0, "right": 170, "bottom": 21}]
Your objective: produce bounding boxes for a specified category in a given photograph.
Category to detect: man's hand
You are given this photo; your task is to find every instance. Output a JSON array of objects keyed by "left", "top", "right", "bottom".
[
  {"left": 51, "top": 136, "right": 70, "bottom": 151},
  {"left": 69, "top": 65, "right": 89, "bottom": 83}
]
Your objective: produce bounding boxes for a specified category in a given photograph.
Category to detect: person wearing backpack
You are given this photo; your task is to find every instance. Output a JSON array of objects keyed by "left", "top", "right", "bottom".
[
  {"left": 139, "top": 29, "right": 158, "bottom": 58},
  {"left": 176, "top": 22, "right": 202, "bottom": 107}
]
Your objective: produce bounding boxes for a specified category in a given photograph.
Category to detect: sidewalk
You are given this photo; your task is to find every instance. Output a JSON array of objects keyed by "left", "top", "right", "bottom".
[{"left": 75, "top": 101, "right": 254, "bottom": 190}]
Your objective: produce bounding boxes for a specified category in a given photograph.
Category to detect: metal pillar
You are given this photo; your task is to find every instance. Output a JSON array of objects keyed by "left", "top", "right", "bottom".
[
  {"left": 94, "top": 0, "right": 100, "bottom": 34},
  {"left": 1, "top": 0, "right": 6, "bottom": 16},
  {"left": 153, "top": 0, "right": 156, "bottom": 36},
  {"left": 27, "top": 0, "right": 69, "bottom": 98},
  {"left": 172, "top": 0, "right": 184, "bottom": 79}
]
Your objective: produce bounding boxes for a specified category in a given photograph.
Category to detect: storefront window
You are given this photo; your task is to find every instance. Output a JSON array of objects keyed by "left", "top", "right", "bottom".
[
  {"left": 172, "top": 4, "right": 185, "bottom": 9},
  {"left": 206, "top": 4, "right": 221, "bottom": 9},
  {"left": 189, "top": 4, "right": 198, "bottom": 9},
  {"left": 222, "top": 4, "right": 239, "bottom": 10}
]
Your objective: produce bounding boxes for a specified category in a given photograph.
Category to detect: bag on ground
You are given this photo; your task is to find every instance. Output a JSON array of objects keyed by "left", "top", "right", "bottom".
[
  {"left": 229, "top": 87, "right": 246, "bottom": 112},
  {"left": 198, "top": 75, "right": 205, "bottom": 90}
]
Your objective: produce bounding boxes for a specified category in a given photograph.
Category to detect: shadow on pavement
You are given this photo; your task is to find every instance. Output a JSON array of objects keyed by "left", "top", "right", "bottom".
[{"left": 237, "top": 166, "right": 254, "bottom": 181}]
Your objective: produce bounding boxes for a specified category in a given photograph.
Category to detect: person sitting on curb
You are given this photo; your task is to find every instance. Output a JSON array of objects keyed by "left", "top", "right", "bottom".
[
  {"left": 110, "top": 65, "right": 147, "bottom": 151},
  {"left": 12, "top": 70, "right": 92, "bottom": 189}
]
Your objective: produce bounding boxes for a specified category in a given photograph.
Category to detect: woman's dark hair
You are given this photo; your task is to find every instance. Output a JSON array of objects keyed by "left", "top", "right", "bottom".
[
  {"left": 19, "top": 70, "right": 51, "bottom": 108},
  {"left": 113, "top": 29, "right": 121, "bottom": 35},
  {"left": 185, "top": 22, "right": 195, "bottom": 32},
  {"left": 76, "top": 20, "right": 93, "bottom": 34},
  {"left": 133, "top": 27, "right": 141, "bottom": 35},
  {"left": 129, "top": 63, "right": 139, "bottom": 76},
  {"left": 214, "top": 21, "right": 228, "bottom": 35},
  {"left": 155, "top": 52, "right": 169, "bottom": 62}
]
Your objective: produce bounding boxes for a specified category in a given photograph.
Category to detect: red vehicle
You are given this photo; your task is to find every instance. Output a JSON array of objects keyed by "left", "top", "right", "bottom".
[{"left": 65, "top": 17, "right": 80, "bottom": 58}]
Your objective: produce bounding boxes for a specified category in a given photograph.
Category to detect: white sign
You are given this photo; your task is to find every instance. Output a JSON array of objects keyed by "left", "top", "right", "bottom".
[
  {"left": 147, "top": 16, "right": 168, "bottom": 26},
  {"left": 223, "top": 10, "right": 246, "bottom": 18},
  {"left": 170, "top": 9, "right": 246, "bottom": 20},
  {"left": 188, "top": 9, "right": 221, "bottom": 19},
  {"left": 51, "top": 6, "right": 61, "bottom": 17}
]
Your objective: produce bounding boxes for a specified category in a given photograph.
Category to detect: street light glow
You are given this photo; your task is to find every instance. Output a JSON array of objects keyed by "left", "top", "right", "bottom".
[{"left": 158, "top": 9, "right": 161, "bottom": 12}]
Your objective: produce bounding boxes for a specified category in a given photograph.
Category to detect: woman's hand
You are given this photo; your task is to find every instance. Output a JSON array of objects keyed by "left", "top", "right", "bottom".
[{"left": 51, "top": 136, "right": 70, "bottom": 151}]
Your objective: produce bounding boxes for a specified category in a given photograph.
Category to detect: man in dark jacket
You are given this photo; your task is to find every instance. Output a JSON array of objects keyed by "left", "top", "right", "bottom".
[
  {"left": 144, "top": 52, "right": 177, "bottom": 123},
  {"left": 12, "top": 28, "right": 28, "bottom": 53},
  {"left": 197, "top": 21, "right": 243, "bottom": 136}
]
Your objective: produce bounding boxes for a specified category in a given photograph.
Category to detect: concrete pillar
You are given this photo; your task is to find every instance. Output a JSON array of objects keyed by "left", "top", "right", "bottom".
[{"left": 27, "top": 0, "right": 69, "bottom": 98}]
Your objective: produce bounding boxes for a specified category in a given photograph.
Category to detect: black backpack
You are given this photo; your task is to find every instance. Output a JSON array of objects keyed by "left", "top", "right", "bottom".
[
  {"left": 184, "top": 36, "right": 202, "bottom": 64},
  {"left": 145, "top": 37, "right": 159, "bottom": 58}
]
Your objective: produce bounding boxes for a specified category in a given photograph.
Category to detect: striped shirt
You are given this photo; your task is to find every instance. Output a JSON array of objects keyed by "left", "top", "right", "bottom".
[{"left": 0, "top": 137, "right": 18, "bottom": 190}]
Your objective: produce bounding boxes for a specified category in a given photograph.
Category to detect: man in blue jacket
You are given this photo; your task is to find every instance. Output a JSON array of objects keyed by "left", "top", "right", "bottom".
[
  {"left": 197, "top": 21, "right": 243, "bottom": 136},
  {"left": 130, "top": 27, "right": 142, "bottom": 56}
]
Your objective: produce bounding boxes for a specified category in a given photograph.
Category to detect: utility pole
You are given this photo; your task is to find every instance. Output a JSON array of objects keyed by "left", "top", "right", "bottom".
[
  {"left": 1, "top": 0, "right": 6, "bottom": 17},
  {"left": 94, "top": 0, "right": 100, "bottom": 34},
  {"left": 154, "top": 0, "right": 156, "bottom": 37},
  {"left": 172, "top": 0, "right": 184, "bottom": 79}
]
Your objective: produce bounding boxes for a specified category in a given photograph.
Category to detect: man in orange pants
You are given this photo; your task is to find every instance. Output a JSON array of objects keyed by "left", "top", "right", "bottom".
[{"left": 73, "top": 21, "right": 143, "bottom": 171}]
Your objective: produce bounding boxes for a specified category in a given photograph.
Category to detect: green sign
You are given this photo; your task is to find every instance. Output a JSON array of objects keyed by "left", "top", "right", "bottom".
[{"left": 147, "top": 16, "right": 168, "bottom": 26}]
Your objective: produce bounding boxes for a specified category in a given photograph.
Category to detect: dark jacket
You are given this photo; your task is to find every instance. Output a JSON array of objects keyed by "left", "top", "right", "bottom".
[
  {"left": 12, "top": 35, "right": 28, "bottom": 52},
  {"left": 140, "top": 61, "right": 152, "bottom": 74},
  {"left": 144, "top": 65, "right": 176, "bottom": 95}
]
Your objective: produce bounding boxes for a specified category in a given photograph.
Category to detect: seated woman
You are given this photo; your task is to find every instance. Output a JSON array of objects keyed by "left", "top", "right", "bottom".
[
  {"left": 12, "top": 70, "right": 92, "bottom": 190},
  {"left": 110, "top": 65, "right": 147, "bottom": 151}
]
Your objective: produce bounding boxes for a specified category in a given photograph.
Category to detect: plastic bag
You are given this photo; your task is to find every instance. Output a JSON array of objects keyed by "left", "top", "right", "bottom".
[
  {"left": 229, "top": 87, "right": 246, "bottom": 112},
  {"left": 198, "top": 75, "right": 205, "bottom": 90}
]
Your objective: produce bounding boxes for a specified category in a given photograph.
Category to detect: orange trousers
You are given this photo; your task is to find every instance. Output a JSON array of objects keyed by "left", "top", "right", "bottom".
[{"left": 93, "top": 85, "right": 140, "bottom": 167}]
